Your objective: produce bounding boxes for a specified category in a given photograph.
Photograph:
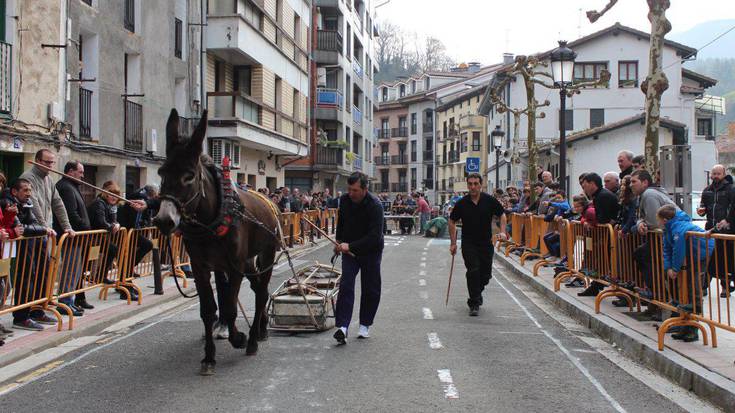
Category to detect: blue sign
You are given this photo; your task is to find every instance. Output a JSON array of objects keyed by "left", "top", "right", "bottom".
[{"left": 465, "top": 157, "right": 480, "bottom": 173}]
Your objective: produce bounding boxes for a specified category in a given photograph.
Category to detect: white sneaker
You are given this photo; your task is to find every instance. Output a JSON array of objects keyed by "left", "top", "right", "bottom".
[{"left": 357, "top": 324, "right": 370, "bottom": 339}]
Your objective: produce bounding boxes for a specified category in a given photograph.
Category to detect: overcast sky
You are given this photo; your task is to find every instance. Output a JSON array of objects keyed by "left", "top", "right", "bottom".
[{"left": 373, "top": 0, "right": 735, "bottom": 64}]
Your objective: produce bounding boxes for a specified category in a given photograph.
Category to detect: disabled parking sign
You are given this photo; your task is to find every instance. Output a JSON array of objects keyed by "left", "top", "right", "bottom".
[{"left": 465, "top": 157, "right": 480, "bottom": 173}]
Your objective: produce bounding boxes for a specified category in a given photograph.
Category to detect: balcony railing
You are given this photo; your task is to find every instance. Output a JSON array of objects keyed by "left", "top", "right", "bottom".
[
  {"left": 448, "top": 178, "right": 455, "bottom": 190},
  {"left": 378, "top": 129, "right": 390, "bottom": 139},
  {"left": 317, "top": 88, "right": 344, "bottom": 109},
  {"left": 374, "top": 155, "right": 390, "bottom": 166},
  {"left": 208, "top": 92, "right": 260, "bottom": 123},
  {"left": 352, "top": 106, "right": 362, "bottom": 126},
  {"left": 391, "top": 127, "right": 408, "bottom": 138},
  {"left": 124, "top": 100, "right": 143, "bottom": 151},
  {"left": 422, "top": 121, "right": 433, "bottom": 133},
  {"left": 317, "top": 30, "right": 342, "bottom": 52},
  {"left": 0, "top": 42, "right": 9, "bottom": 114},
  {"left": 423, "top": 150, "right": 433, "bottom": 162},
  {"left": 391, "top": 183, "right": 408, "bottom": 193},
  {"left": 448, "top": 150, "right": 460, "bottom": 163},
  {"left": 315, "top": 147, "right": 343, "bottom": 165},
  {"left": 79, "top": 87, "right": 92, "bottom": 140},
  {"left": 375, "top": 183, "right": 389, "bottom": 192},
  {"left": 353, "top": 155, "right": 363, "bottom": 171},
  {"left": 423, "top": 179, "right": 434, "bottom": 189},
  {"left": 391, "top": 155, "right": 407, "bottom": 165},
  {"left": 352, "top": 59, "right": 363, "bottom": 79}
]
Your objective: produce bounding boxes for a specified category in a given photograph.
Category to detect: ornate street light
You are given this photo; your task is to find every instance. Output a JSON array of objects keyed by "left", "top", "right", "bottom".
[
  {"left": 491, "top": 125, "right": 505, "bottom": 190},
  {"left": 550, "top": 40, "right": 577, "bottom": 192}
]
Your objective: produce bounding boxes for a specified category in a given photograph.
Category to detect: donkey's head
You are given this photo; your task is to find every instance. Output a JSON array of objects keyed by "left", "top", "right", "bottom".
[{"left": 153, "top": 109, "right": 208, "bottom": 235}]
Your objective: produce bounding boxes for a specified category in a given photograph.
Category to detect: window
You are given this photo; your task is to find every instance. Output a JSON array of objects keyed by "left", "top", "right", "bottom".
[
  {"left": 410, "top": 80, "right": 416, "bottom": 94},
  {"left": 214, "top": 60, "right": 223, "bottom": 92},
  {"left": 234, "top": 66, "right": 252, "bottom": 95},
  {"left": 472, "top": 131, "right": 480, "bottom": 151},
  {"left": 410, "top": 141, "right": 417, "bottom": 162},
  {"left": 381, "top": 118, "right": 389, "bottom": 132},
  {"left": 399, "top": 84, "right": 405, "bottom": 97},
  {"left": 411, "top": 168, "right": 417, "bottom": 190},
  {"left": 590, "top": 109, "right": 605, "bottom": 128},
  {"left": 274, "top": 77, "right": 282, "bottom": 112},
  {"left": 560, "top": 109, "right": 573, "bottom": 131},
  {"left": 697, "top": 118, "right": 713, "bottom": 137},
  {"left": 573, "top": 62, "right": 607, "bottom": 82},
  {"left": 618, "top": 61, "right": 638, "bottom": 88},
  {"left": 382, "top": 87, "right": 388, "bottom": 102},
  {"left": 410, "top": 113, "right": 417, "bottom": 134},
  {"left": 398, "top": 116, "right": 407, "bottom": 129},
  {"left": 82, "top": 0, "right": 93, "bottom": 6},
  {"left": 242, "top": 1, "right": 262, "bottom": 28},
  {"left": 174, "top": 18, "right": 182, "bottom": 59},
  {"left": 124, "top": 0, "right": 135, "bottom": 32},
  {"left": 425, "top": 77, "right": 430, "bottom": 90},
  {"left": 460, "top": 132, "right": 468, "bottom": 152}
]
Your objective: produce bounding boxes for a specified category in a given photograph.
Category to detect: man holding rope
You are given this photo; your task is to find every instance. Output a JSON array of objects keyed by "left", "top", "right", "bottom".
[
  {"left": 333, "top": 172, "right": 384, "bottom": 344},
  {"left": 449, "top": 173, "right": 507, "bottom": 316}
]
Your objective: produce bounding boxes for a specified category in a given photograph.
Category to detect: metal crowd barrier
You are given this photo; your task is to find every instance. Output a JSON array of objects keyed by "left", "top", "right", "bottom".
[{"left": 520, "top": 215, "right": 550, "bottom": 265}]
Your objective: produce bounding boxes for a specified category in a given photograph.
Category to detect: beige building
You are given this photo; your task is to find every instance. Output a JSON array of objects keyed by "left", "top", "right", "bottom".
[{"left": 436, "top": 86, "right": 488, "bottom": 204}]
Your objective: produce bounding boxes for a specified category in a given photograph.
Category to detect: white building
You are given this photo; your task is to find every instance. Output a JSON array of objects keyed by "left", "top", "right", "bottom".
[{"left": 479, "top": 23, "right": 719, "bottom": 193}]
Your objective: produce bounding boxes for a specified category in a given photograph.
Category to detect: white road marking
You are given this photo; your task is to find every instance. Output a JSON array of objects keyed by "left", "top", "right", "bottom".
[
  {"left": 420, "top": 262, "right": 426, "bottom": 267},
  {"left": 427, "top": 332, "right": 443, "bottom": 349},
  {"left": 572, "top": 349, "right": 599, "bottom": 354},
  {"left": 493, "top": 276, "right": 627, "bottom": 413},
  {"left": 419, "top": 270, "right": 427, "bottom": 276},
  {"left": 419, "top": 291, "right": 429, "bottom": 300},
  {"left": 419, "top": 279, "right": 427, "bottom": 286},
  {"left": 422, "top": 251, "right": 427, "bottom": 256},
  {"left": 496, "top": 331, "right": 544, "bottom": 335},
  {"left": 436, "top": 369, "right": 459, "bottom": 399},
  {"left": 422, "top": 307, "right": 434, "bottom": 319},
  {"left": 425, "top": 240, "right": 432, "bottom": 247},
  {"left": 421, "top": 257, "right": 426, "bottom": 261}
]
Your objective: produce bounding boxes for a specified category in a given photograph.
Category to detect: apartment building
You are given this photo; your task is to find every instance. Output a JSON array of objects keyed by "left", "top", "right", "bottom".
[
  {"left": 0, "top": 0, "right": 202, "bottom": 199},
  {"left": 207, "top": 0, "right": 311, "bottom": 190},
  {"left": 284, "top": 0, "right": 379, "bottom": 194},
  {"left": 479, "top": 23, "right": 720, "bottom": 193}
]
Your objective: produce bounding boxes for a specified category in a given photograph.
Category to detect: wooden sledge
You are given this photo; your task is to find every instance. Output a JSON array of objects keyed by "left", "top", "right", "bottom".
[{"left": 267, "top": 262, "right": 341, "bottom": 332}]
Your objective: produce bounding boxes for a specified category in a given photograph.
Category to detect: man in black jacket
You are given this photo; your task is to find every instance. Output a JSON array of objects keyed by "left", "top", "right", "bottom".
[
  {"left": 333, "top": 172, "right": 384, "bottom": 344},
  {"left": 55, "top": 161, "right": 92, "bottom": 314},
  {"left": 117, "top": 185, "right": 156, "bottom": 290},
  {"left": 8, "top": 179, "right": 56, "bottom": 331},
  {"left": 698, "top": 164, "right": 735, "bottom": 297}
]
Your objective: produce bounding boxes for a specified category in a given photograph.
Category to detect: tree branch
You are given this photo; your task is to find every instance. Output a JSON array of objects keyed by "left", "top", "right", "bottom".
[{"left": 586, "top": 0, "right": 619, "bottom": 23}]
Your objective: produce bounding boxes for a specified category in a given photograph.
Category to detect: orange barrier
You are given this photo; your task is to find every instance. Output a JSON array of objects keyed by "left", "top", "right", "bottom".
[
  {"left": 164, "top": 233, "right": 190, "bottom": 287},
  {"left": 553, "top": 221, "right": 591, "bottom": 291},
  {"left": 533, "top": 218, "right": 571, "bottom": 276},
  {"left": 506, "top": 214, "right": 532, "bottom": 257},
  {"left": 520, "top": 215, "right": 550, "bottom": 265}
]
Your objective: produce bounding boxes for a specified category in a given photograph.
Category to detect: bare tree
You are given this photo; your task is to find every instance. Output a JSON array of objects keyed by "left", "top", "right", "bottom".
[{"left": 587, "top": 0, "right": 671, "bottom": 175}]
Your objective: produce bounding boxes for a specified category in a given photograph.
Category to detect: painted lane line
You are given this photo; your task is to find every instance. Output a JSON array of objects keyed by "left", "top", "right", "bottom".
[
  {"left": 422, "top": 307, "right": 434, "bottom": 320},
  {"left": 419, "top": 291, "right": 429, "bottom": 300},
  {"left": 421, "top": 257, "right": 426, "bottom": 261},
  {"left": 573, "top": 349, "right": 599, "bottom": 354},
  {"left": 496, "top": 331, "right": 544, "bottom": 335},
  {"left": 419, "top": 270, "right": 427, "bottom": 276},
  {"left": 422, "top": 251, "right": 427, "bottom": 256},
  {"left": 427, "top": 332, "right": 443, "bottom": 349},
  {"left": 418, "top": 279, "right": 427, "bottom": 286},
  {"left": 420, "top": 262, "right": 426, "bottom": 267},
  {"left": 426, "top": 239, "right": 432, "bottom": 247},
  {"left": 436, "top": 369, "right": 459, "bottom": 399},
  {"left": 493, "top": 276, "right": 627, "bottom": 413}
]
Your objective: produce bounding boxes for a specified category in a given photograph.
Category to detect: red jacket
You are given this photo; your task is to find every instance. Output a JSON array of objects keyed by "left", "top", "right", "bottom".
[
  {"left": 580, "top": 205, "right": 597, "bottom": 226},
  {"left": 1, "top": 207, "right": 19, "bottom": 238}
]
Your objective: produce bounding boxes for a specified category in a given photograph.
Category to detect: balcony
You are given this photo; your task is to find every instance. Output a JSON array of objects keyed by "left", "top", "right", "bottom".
[
  {"left": 316, "top": 30, "right": 342, "bottom": 64},
  {"left": 448, "top": 150, "right": 460, "bottom": 163},
  {"left": 352, "top": 106, "right": 362, "bottom": 126},
  {"left": 378, "top": 129, "right": 390, "bottom": 140},
  {"left": 423, "top": 150, "right": 433, "bottom": 163},
  {"left": 0, "top": 42, "right": 9, "bottom": 114},
  {"left": 207, "top": 91, "right": 308, "bottom": 156},
  {"left": 390, "top": 183, "right": 408, "bottom": 193},
  {"left": 353, "top": 155, "right": 363, "bottom": 171},
  {"left": 315, "top": 146, "right": 344, "bottom": 167},
  {"left": 352, "top": 59, "right": 363, "bottom": 80},
  {"left": 391, "top": 127, "right": 408, "bottom": 139},
  {"left": 124, "top": 100, "right": 143, "bottom": 152},
  {"left": 316, "top": 88, "right": 344, "bottom": 122},
  {"left": 375, "top": 183, "right": 389, "bottom": 192},
  {"left": 448, "top": 178, "right": 455, "bottom": 190},
  {"left": 78, "top": 87, "right": 92, "bottom": 140},
  {"left": 374, "top": 155, "right": 390, "bottom": 166},
  {"left": 422, "top": 121, "right": 433, "bottom": 136},
  {"left": 423, "top": 179, "right": 434, "bottom": 189},
  {"left": 391, "top": 155, "right": 407, "bottom": 165}
]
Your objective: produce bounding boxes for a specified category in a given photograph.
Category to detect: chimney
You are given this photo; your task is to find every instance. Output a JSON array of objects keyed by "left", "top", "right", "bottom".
[
  {"left": 503, "top": 53, "right": 514, "bottom": 65},
  {"left": 467, "top": 62, "right": 482, "bottom": 73}
]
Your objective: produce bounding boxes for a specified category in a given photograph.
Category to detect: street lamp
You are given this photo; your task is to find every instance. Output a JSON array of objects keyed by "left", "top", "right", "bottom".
[
  {"left": 550, "top": 40, "right": 577, "bottom": 192},
  {"left": 491, "top": 125, "right": 505, "bottom": 190}
]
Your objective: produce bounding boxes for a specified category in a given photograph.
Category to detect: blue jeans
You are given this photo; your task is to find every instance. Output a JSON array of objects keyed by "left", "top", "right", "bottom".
[
  {"left": 58, "top": 244, "right": 83, "bottom": 305},
  {"left": 335, "top": 252, "right": 382, "bottom": 329},
  {"left": 420, "top": 212, "right": 430, "bottom": 233}
]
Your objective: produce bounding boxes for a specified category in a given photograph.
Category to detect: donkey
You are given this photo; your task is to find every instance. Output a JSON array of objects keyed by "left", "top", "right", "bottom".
[{"left": 153, "top": 109, "right": 279, "bottom": 375}]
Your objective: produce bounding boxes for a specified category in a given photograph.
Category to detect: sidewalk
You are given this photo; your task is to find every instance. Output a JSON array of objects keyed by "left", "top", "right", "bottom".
[
  {"left": 0, "top": 238, "right": 329, "bottom": 371},
  {"left": 495, "top": 250, "right": 735, "bottom": 411}
]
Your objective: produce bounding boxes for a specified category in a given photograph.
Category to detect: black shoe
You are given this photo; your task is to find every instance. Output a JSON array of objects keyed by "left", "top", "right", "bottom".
[
  {"left": 103, "top": 278, "right": 116, "bottom": 285},
  {"left": 672, "top": 327, "right": 699, "bottom": 342},
  {"left": 75, "top": 299, "right": 94, "bottom": 310},
  {"left": 333, "top": 328, "right": 346, "bottom": 345},
  {"left": 565, "top": 278, "right": 584, "bottom": 288},
  {"left": 184, "top": 271, "right": 194, "bottom": 279},
  {"left": 720, "top": 285, "right": 735, "bottom": 298},
  {"left": 58, "top": 304, "right": 83, "bottom": 317},
  {"left": 578, "top": 283, "right": 602, "bottom": 297},
  {"left": 118, "top": 287, "right": 139, "bottom": 301},
  {"left": 469, "top": 306, "right": 479, "bottom": 316},
  {"left": 612, "top": 298, "right": 629, "bottom": 307}
]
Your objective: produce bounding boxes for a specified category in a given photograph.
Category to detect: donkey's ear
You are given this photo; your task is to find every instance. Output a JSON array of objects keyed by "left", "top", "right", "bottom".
[
  {"left": 188, "top": 110, "right": 208, "bottom": 151},
  {"left": 166, "top": 109, "right": 180, "bottom": 152}
]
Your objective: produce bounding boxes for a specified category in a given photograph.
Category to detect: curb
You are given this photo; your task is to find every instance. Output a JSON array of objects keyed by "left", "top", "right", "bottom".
[
  {"left": 495, "top": 251, "right": 735, "bottom": 412},
  {"left": 0, "top": 239, "right": 331, "bottom": 380}
]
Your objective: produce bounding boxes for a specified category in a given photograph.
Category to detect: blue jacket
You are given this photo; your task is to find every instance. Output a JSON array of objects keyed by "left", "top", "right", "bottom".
[
  {"left": 663, "top": 210, "right": 714, "bottom": 273},
  {"left": 618, "top": 200, "right": 638, "bottom": 234},
  {"left": 544, "top": 201, "right": 570, "bottom": 222}
]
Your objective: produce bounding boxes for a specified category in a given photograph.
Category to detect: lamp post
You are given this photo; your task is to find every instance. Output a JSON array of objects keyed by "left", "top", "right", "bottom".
[
  {"left": 550, "top": 40, "right": 577, "bottom": 193},
  {"left": 491, "top": 125, "right": 505, "bottom": 190}
]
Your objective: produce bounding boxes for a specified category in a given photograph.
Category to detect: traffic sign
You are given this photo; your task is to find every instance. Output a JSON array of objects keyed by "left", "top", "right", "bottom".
[{"left": 465, "top": 157, "right": 480, "bottom": 173}]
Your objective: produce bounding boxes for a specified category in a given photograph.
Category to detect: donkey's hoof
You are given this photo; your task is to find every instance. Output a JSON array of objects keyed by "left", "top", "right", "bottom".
[
  {"left": 258, "top": 329, "right": 269, "bottom": 341},
  {"left": 246, "top": 341, "right": 258, "bottom": 356},
  {"left": 230, "top": 332, "right": 247, "bottom": 349},
  {"left": 199, "top": 362, "right": 216, "bottom": 376}
]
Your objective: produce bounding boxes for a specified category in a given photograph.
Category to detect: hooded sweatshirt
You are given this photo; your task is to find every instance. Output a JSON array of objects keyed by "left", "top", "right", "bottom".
[
  {"left": 636, "top": 186, "right": 677, "bottom": 231},
  {"left": 663, "top": 210, "right": 714, "bottom": 273}
]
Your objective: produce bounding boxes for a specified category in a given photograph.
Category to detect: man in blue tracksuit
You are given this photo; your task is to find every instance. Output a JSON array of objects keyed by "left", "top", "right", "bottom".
[{"left": 659, "top": 205, "right": 714, "bottom": 343}]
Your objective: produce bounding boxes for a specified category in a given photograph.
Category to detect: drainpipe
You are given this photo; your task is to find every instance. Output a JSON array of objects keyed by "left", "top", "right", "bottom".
[
  {"left": 505, "top": 81, "right": 511, "bottom": 185},
  {"left": 200, "top": 0, "right": 206, "bottom": 112},
  {"left": 310, "top": 4, "right": 317, "bottom": 167}
]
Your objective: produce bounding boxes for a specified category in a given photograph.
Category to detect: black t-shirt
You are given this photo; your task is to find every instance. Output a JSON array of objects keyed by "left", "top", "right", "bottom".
[{"left": 449, "top": 192, "right": 505, "bottom": 245}]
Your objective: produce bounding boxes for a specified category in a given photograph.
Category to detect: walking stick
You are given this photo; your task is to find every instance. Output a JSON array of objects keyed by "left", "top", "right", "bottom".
[
  {"left": 445, "top": 254, "right": 455, "bottom": 306},
  {"left": 301, "top": 217, "right": 355, "bottom": 257},
  {"left": 28, "top": 160, "right": 136, "bottom": 205}
]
